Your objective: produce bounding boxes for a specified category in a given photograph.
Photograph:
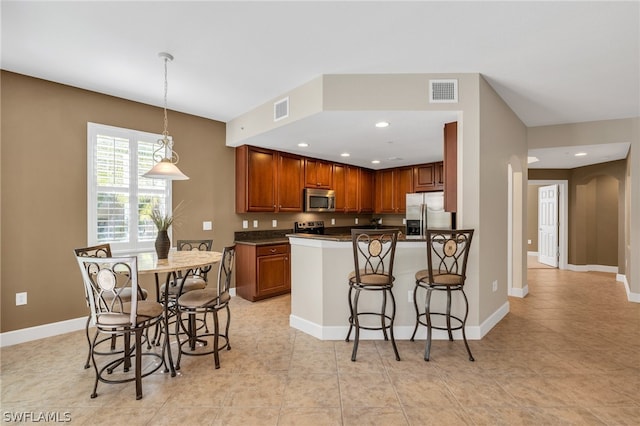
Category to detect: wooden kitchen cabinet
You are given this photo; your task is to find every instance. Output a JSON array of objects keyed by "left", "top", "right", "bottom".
[
  {"left": 304, "top": 158, "right": 333, "bottom": 189},
  {"left": 412, "top": 162, "right": 444, "bottom": 192},
  {"left": 375, "top": 166, "right": 413, "bottom": 213},
  {"left": 235, "top": 243, "right": 291, "bottom": 302},
  {"left": 235, "top": 145, "right": 303, "bottom": 213},
  {"left": 443, "top": 121, "right": 457, "bottom": 212},
  {"left": 333, "top": 164, "right": 370, "bottom": 213},
  {"left": 358, "top": 168, "right": 374, "bottom": 213}
]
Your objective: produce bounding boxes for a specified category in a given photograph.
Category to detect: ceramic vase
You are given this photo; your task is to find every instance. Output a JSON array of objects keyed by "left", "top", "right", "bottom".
[{"left": 155, "top": 230, "right": 170, "bottom": 259}]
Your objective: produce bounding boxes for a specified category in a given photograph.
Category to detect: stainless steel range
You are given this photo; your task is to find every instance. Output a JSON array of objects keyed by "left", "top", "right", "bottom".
[{"left": 294, "top": 221, "right": 325, "bottom": 235}]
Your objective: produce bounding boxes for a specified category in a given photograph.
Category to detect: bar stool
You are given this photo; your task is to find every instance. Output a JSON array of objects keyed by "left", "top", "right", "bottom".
[
  {"left": 346, "top": 229, "right": 400, "bottom": 362},
  {"left": 410, "top": 229, "right": 474, "bottom": 361}
]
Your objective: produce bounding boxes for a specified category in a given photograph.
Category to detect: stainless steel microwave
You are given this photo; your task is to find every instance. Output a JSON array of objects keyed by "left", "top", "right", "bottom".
[{"left": 304, "top": 188, "right": 336, "bottom": 212}]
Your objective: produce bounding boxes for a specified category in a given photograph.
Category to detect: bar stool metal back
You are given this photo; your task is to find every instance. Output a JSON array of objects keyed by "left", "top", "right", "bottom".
[
  {"left": 346, "top": 228, "right": 400, "bottom": 362},
  {"left": 410, "top": 229, "right": 474, "bottom": 361}
]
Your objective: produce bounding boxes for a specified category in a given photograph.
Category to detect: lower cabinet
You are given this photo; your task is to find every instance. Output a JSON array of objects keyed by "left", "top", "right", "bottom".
[{"left": 236, "top": 242, "right": 291, "bottom": 302}]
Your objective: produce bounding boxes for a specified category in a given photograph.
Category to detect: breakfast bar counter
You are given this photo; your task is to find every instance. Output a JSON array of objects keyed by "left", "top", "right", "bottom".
[{"left": 288, "top": 233, "right": 456, "bottom": 341}]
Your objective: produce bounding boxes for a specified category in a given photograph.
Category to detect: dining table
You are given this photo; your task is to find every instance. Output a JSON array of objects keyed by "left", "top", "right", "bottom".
[{"left": 136, "top": 249, "right": 222, "bottom": 376}]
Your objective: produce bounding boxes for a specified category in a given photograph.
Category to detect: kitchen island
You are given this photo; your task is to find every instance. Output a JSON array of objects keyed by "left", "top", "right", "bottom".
[{"left": 288, "top": 232, "right": 473, "bottom": 341}]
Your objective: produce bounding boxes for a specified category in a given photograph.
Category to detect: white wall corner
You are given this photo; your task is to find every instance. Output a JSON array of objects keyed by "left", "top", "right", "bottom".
[
  {"left": 478, "top": 301, "right": 510, "bottom": 338},
  {"left": 620, "top": 275, "right": 640, "bottom": 303}
]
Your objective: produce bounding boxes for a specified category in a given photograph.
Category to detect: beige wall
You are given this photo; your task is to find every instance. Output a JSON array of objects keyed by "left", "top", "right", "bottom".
[
  {"left": 0, "top": 71, "right": 235, "bottom": 332},
  {"left": 477, "top": 77, "right": 528, "bottom": 320},
  {"left": 527, "top": 184, "right": 541, "bottom": 252}
]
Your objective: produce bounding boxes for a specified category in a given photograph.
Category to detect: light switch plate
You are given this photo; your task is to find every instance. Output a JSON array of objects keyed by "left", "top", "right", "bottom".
[
  {"left": 253, "top": 220, "right": 259, "bottom": 228},
  {"left": 203, "top": 221, "right": 212, "bottom": 231},
  {"left": 402, "top": 218, "right": 406, "bottom": 225},
  {"left": 272, "top": 219, "right": 277, "bottom": 228},
  {"left": 331, "top": 218, "right": 335, "bottom": 225},
  {"left": 355, "top": 218, "right": 359, "bottom": 224},
  {"left": 242, "top": 220, "right": 248, "bottom": 229},
  {"left": 16, "top": 292, "right": 27, "bottom": 306}
]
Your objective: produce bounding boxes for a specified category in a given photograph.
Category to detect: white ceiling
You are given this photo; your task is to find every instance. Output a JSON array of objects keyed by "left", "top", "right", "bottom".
[{"left": 2, "top": 1, "right": 638, "bottom": 169}]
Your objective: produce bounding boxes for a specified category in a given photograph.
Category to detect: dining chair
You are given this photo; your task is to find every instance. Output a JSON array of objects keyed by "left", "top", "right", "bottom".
[
  {"left": 74, "top": 244, "right": 149, "bottom": 369},
  {"left": 75, "top": 255, "right": 166, "bottom": 399},
  {"left": 346, "top": 229, "right": 400, "bottom": 362},
  {"left": 175, "top": 245, "right": 235, "bottom": 370},
  {"left": 410, "top": 229, "right": 475, "bottom": 361}
]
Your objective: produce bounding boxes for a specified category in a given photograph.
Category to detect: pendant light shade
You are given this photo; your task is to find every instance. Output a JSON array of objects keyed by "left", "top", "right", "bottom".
[{"left": 142, "top": 52, "right": 189, "bottom": 180}]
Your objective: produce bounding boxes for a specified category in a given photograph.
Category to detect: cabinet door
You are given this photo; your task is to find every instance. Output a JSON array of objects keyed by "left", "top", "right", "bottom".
[
  {"left": 305, "top": 159, "right": 333, "bottom": 189},
  {"left": 394, "top": 167, "right": 414, "bottom": 213},
  {"left": 277, "top": 153, "right": 304, "bottom": 212},
  {"left": 435, "top": 161, "right": 444, "bottom": 190},
  {"left": 375, "top": 169, "right": 395, "bottom": 213},
  {"left": 236, "top": 145, "right": 275, "bottom": 213},
  {"left": 256, "top": 253, "right": 290, "bottom": 297},
  {"left": 345, "top": 165, "right": 359, "bottom": 212},
  {"left": 358, "top": 169, "right": 374, "bottom": 213},
  {"left": 443, "top": 122, "right": 457, "bottom": 212},
  {"left": 413, "top": 163, "right": 437, "bottom": 192},
  {"left": 333, "top": 164, "right": 346, "bottom": 212}
]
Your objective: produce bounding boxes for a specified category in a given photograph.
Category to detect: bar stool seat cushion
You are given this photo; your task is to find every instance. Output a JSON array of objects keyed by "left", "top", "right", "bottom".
[
  {"left": 160, "top": 277, "right": 206, "bottom": 295},
  {"left": 348, "top": 270, "right": 393, "bottom": 286},
  {"left": 178, "top": 288, "right": 231, "bottom": 309},
  {"left": 415, "top": 270, "right": 463, "bottom": 286},
  {"left": 121, "top": 301, "right": 165, "bottom": 324}
]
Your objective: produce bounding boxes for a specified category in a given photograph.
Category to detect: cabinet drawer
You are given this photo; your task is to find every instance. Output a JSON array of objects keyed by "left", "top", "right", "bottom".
[{"left": 257, "top": 244, "right": 289, "bottom": 256}]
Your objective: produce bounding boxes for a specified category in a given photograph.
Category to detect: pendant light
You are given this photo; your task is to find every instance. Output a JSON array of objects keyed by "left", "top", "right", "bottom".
[{"left": 142, "top": 52, "right": 189, "bottom": 180}]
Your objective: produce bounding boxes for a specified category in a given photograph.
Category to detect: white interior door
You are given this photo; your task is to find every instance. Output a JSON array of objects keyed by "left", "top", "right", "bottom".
[{"left": 538, "top": 184, "right": 559, "bottom": 267}]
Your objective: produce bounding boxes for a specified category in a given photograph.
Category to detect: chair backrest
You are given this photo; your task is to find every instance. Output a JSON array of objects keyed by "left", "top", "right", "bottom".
[
  {"left": 216, "top": 245, "right": 236, "bottom": 298},
  {"left": 351, "top": 229, "right": 399, "bottom": 282},
  {"left": 177, "top": 240, "right": 213, "bottom": 251},
  {"left": 74, "top": 255, "right": 140, "bottom": 329},
  {"left": 426, "top": 229, "right": 474, "bottom": 284},
  {"left": 74, "top": 243, "right": 112, "bottom": 258}
]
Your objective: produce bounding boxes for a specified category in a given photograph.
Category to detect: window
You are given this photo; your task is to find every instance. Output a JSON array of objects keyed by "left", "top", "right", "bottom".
[{"left": 87, "top": 122, "right": 171, "bottom": 252}]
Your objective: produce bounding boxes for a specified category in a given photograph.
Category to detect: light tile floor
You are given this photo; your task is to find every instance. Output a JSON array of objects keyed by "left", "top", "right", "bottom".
[{"left": 1, "top": 269, "right": 639, "bottom": 425}]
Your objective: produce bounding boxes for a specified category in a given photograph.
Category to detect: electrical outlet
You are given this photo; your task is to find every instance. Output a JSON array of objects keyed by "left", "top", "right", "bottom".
[
  {"left": 203, "top": 221, "right": 212, "bottom": 231},
  {"left": 528, "top": 239, "right": 532, "bottom": 245},
  {"left": 272, "top": 219, "right": 277, "bottom": 228},
  {"left": 253, "top": 220, "right": 259, "bottom": 228},
  {"left": 355, "top": 218, "right": 359, "bottom": 225},
  {"left": 492, "top": 280, "right": 498, "bottom": 292},
  {"left": 242, "top": 220, "right": 248, "bottom": 229},
  {"left": 16, "top": 292, "right": 27, "bottom": 306},
  {"left": 408, "top": 290, "right": 413, "bottom": 303},
  {"left": 331, "top": 218, "right": 335, "bottom": 225},
  {"left": 402, "top": 218, "right": 407, "bottom": 225}
]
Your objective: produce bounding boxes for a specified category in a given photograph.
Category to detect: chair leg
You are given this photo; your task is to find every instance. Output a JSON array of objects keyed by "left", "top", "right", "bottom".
[
  {"left": 345, "top": 286, "right": 354, "bottom": 342},
  {"left": 461, "top": 288, "right": 475, "bottom": 362},
  {"left": 225, "top": 305, "right": 232, "bottom": 351},
  {"left": 84, "top": 316, "right": 92, "bottom": 369},
  {"left": 424, "top": 287, "right": 433, "bottom": 361},
  {"left": 350, "top": 288, "right": 362, "bottom": 361},
  {"left": 446, "top": 288, "right": 454, "bottom": 341},
  {"left": 409, "top": 284, "right": 420, "bottom": 342},
  {"left": 134, "top": 329, "right": 143, "bottom": 400},
  {"left": 380, "top": 289, "right": 389, "bottom": 341},
  {"left": 388, "top": 289, "right": 400, "bottom": 361},
  {"left": 90, "top": 331, "right": 100, "bottom": 398},
  {"left": 123, "top": 332, "right": 131, "bottom": 372},
  {"left": 213, "top": 310, "right": 220, "bottom": 369}
]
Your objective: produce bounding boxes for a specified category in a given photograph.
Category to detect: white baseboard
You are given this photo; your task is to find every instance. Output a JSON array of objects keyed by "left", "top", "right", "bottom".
[
  {"left": 0, "top": 317, "right": 87, "bottom": 348},
  {"left": 509, "top": 285, "right": 529, "bottom": 298},
  {"left": 618, "top": 274, "right": 640, "bottom": 303},
  {"left": 1, "top": 289, "right": 240, "bottom": 348},
  {"left": 290, "top": 301, "right": 509, "bottom": 341},
  {"left": 527, "top": 251, "right": 538, "bottom": 256},
  {"left": 567, "top": 264, "right": 619, "bottom": 274}
]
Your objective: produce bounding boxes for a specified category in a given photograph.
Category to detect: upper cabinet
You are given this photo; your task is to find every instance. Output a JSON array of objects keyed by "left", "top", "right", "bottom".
[
  {"left": 443, "top": 121, "right": 457, "bottom": 212},
  {"left": 413, "top": 162, "right": 444, "bottom": 192},
  {"left": 236, "top": 145, "right": 304, "bottom": 213},
  {"left": 358, "top": 168, "right": 374, "bottom": 213},
  {"left": 304, "top": 159, "right": 333, "bottom": 189},
  {"left": 333, "top": 164, "right": 373, "bottom": 213},
  {"left": 375, "top": 167, "right": 413, "bottom": 213}
]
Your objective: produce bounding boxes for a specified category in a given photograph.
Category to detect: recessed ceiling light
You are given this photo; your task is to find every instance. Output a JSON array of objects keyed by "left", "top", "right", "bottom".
[
  {"left": 371, "top": 160, "right": 381, "bottom": 164},
  {"left": 375, "top": 121, "right": 389, "bottom": 128},
  {"left": 340, "top": 152, "right": 350, "bottom": 157},
  {"left": 297, "top": 142, "right": 309, "bottom": 147},
  {"left": 575, "top": 152, "right": 587, "bottom": 157},
  {"left": 527, "top": 156, "right": 539, "bottom": 164}
]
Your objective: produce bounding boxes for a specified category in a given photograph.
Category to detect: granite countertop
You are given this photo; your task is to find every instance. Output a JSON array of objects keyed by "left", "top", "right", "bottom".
[
  {"left": 234, "top": 226, "right": 423, "bottom": 245},
  {"left": 286, "top": 232, "right": 426, "bottom": 242},
  {"left": 234, "top": 237, "right": 290, "bottom": 246}
]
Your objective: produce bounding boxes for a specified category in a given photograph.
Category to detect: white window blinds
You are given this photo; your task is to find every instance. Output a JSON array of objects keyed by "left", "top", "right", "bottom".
[{"left": 88, "top": 123, "right": 171, "bottom": 252}]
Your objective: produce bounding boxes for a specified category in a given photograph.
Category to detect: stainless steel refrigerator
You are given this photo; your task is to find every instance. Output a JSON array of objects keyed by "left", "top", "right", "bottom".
[{"left": 405, "top": 192, "right": 453, "bottom": 238}]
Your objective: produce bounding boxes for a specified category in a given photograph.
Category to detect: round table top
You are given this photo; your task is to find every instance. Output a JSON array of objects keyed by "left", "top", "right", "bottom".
[{"left": 136, "top": 250, "right": 222, "bottom": 274}]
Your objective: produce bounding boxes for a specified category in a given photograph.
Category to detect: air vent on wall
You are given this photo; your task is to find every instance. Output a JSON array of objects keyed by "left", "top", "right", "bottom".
[
  {"left": 429, "top": 79, "right": 458, "bottom": 103},
  {"left": 274, "top": 97, "right": 289, "bottom": 121}
]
